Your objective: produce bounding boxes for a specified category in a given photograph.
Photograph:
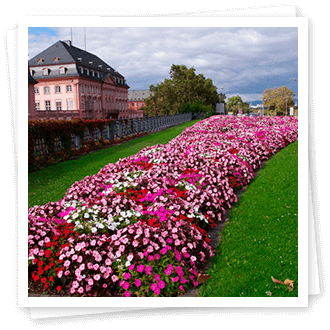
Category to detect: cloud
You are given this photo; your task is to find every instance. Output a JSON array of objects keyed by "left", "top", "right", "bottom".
[{"left": 28, "top": 26, "right": 298, "bottom": 100}]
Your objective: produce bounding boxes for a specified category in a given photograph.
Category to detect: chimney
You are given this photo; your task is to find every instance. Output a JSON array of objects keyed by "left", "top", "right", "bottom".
[{"left": 63, "top": 40, "right": 72, "bottom": 47}]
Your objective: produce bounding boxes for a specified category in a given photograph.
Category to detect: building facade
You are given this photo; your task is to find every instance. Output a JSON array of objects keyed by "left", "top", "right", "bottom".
[
  {"left": 28, "top": 40, "right": 133, "bottom": 121},
  {"left": 128, "top": 90, "right": 154, "bottom": 113}
]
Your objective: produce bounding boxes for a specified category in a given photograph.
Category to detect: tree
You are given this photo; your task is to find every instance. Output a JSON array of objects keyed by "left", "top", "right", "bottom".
[
  {"left": 262, "top": 86, "right": 295, "bottom": 116},
  {"left": 227, "top": 95, "right": 249, "bottom": 115},
  {"left": 143, "top": 64, "right": 219, "bottom": 116}
]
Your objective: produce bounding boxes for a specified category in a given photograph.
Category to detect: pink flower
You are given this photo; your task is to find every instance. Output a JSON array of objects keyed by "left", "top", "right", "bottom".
[
  {"left": 88, "top": 278, "right": 94, "bottom": 286},
  {"left": 172, "top": 276, "right": 179, "bottom": 282},
  {"left": 137, "top": 265, "right": 144, "bottom": 273},
  {"left": 133, "top": 240, "right": 139, "bottom": 247},
  {"left": 150, "top": 283, "right": 157, "bottom": 291},
  {"left": 128, "top": 264, "right": 135, "bottom": 271},
  {"left": 111, "top": 275, "right": 119, "bottom": 282},
  {"left": 158, "top": 281, "right": 165, "bottom": 289},
  {"left": 179, "top": 285, "right": 185, "bottom": 291},
  {"left": 122, "top": 281, "right": 129, "bottom": 290},
  {"left": 154, "top": 273, "right": 160, "bottom": 282},
  {"left": 77, "top": 287, "right": 84, "bottom": 294},
  {"left": 94, "top": 274, "right": 101, "bottom": 281},
  {"left": 135, "top": 278, "right": 141, "bottom": 287},
  {"left": 145, "top": 265, "right": 152, "bottom": 275},
  {"left": 165, "top": 268, "right": 172, "bottom": 275},
  {"left": 123, "top": 272, "right": 130, "bottom": 280},
  {"left": 124, "top": 291, "right": 130, "bottom": 297}
]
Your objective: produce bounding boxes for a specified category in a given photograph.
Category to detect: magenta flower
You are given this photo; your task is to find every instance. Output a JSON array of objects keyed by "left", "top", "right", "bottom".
[
  {"left": 150, "top": 283, "right": 157, "bottom": 291},
  {"left": 123, "top": 272, "right": 130, "bottom": 280},
  {"left": 137, "top": 264, "right": 144, "bottom": 273},
  {"left": 158, "top": 281, "right": 165, "bottom": 289},
  {"left": 124, "top": 291, "right": 130, "bottom": 297},
  {"left": 135, "top": 278, "right": 141, "bottom": 287},
  {"left": 172, "top": 276, "right": 179, "bottom": 282}
]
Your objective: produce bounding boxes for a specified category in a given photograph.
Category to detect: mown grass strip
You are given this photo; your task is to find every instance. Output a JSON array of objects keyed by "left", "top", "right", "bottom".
[
  {"left": 29, "top": 120, "right": 200, "bottom": 208},
  {"left": 198, "top": 141, "right": 298, "bottom": 297}
]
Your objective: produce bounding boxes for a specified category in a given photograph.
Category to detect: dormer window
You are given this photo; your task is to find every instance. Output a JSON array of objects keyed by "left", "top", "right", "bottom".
[
  {"left": 43, "top": 68, "right": 49, "bottom": 76},
  {"left": 77, "top": 57, "right": 82, "bottom": 62},
  {"left": 89, "top": 61, "right": 93, "bottom": 65},
  {"left": 91, "top": 71, "right": 95, "bottom": 77},
  {"left": 30, "top": 69, "right": 35, "bottom": 76},
  {"left": 38, "top": 58, "right": 44, "bottom": 63},
  {"left": 54, "top": 57, "right": 60, "bottom": 61},
  {"left": 98, "top": 64, "right": 103, "bottom": 68},
  {"left": 97, "top": 72, "right": 100, "bottom": 78},
  {"left": 80, "top": 67, "right": 84, "bottom": 74},
  {"left": 85, "top": 68, "right": 89, "bottom": 75},
  {"left": 59, "top": 67, "right": 66, "bottom": 74},
  {"left": 107, "top": 68, "right": 111, "bottom": 71}
]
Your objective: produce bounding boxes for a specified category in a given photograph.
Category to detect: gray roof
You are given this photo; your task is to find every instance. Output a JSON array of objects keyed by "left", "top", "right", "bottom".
[
  {"left": 128, "top": 90, "right": 154, "bottom": 101},
  {"left": 28, "top": 66, "right": 38, "bottom": 84},
  {"left": 28, "top": 40, "right": 129, "bottom": 87}
]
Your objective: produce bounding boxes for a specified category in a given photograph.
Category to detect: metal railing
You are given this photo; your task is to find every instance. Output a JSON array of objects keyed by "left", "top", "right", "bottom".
[{"left": 32, "top": 113, "right": 192, "bottom": 157}]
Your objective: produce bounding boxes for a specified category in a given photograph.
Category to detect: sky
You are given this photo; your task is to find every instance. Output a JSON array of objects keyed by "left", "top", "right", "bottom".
[{"left": 28, "top": 26, "right": 298, "bottom": 105}]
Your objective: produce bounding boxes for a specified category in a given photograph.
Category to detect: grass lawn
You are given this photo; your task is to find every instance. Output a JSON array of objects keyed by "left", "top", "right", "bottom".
[
  {"left": 198, "top": 141, "right": 298, "bottom": 297},
  {"left": 28, "top": 120, "right": 200, "bottom": 208}
]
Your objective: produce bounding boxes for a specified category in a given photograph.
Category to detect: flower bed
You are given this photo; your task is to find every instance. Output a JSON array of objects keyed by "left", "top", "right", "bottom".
[{"left": 28, "top": 115, "right": 298, "bottom": 297}]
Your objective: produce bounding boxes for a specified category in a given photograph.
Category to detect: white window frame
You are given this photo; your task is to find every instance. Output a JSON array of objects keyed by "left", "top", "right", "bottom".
[
  {"left": 67, "top": 99, "right": 73, "bottom": 111},
  {"left": 56, "top": 100, "right": 62, "bottom": 111},
  {"left": 44, "top": 86, "right": 50, "bottom": 94},
  {"left": 35, "top": 101, "right": 40, "bottom": 111},
  {"left": 45, "top": 100, "right": 51, "bottom": 110},
  {"left": 55, "top": 86, "right": 61, "bottom": 93},
  {"left": 34, "top": 87, "right": 39, "bottom": 94},
  {"left": 66, "top": 85, "right": 72, "bottom": 92},
  {"left": 59, "top": 67, "right": 65, "bottom": 75},
  {"left": 43, "top": 68, "right": 49, "bottom": 76}
]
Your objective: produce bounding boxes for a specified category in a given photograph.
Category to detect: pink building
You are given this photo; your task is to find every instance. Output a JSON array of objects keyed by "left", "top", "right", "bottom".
[{"left": 28, "top": 40, "right": 136, "bottom": 121}]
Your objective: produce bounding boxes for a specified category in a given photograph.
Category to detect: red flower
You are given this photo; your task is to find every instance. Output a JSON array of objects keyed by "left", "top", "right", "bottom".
[
  {"left": 41, "top": 277, "right": 47, "bottom": 283},
  {"left": 56, "top": 286, "right": 61, "bottom": 291},
  {"left": 44, "top": 250, "right": 52, "bottom": 258},
  {"left": 33, "top": 275, "right": 40, "bottom": 282}
]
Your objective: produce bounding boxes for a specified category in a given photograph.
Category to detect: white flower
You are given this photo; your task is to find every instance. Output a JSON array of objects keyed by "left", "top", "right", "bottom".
[
  {"left": 84, "top": 213, "right": 89, "bottom": 218},
  {"left": 125, "top": 261, "right": 131, "bottom": 267},
  {"left": 91, "top": 227, "right": 97, "bottom": 233},
  {"left": 72, "top": 213, "right": 79, "bottom": 219}
]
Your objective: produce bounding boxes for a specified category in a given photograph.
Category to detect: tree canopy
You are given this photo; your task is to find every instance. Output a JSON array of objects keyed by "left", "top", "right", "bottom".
[
  {"left": 262, "top": 86, "right": 295, "bottom": 116},
  {"left": 226, "top": 95, "right": 249, "bottom": 114},
  {"left": 142, "top": 64, "right": 219, "bottom": 116}
]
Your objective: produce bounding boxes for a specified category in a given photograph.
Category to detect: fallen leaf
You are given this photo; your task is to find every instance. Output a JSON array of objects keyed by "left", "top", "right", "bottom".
[
  {"left": 265, "top": 291, "right": 272, "bottom": 297},
  {"left": 271, "top": 276, "right": 283, "bottom": 284},
  {"left": 284, "top": 279, "right": 294, "bottom": 291},
  {"left": 197, "top": 273, "right": 211, "bottom": 284}
]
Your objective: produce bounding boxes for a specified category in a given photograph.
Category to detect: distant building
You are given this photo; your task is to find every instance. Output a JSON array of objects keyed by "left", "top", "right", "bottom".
[
  {"left": 128, "top": 90, "right": 154, "bottom": 111},
  {"left": 28, "top": 40, "right": 132, "bottom": 121}
]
